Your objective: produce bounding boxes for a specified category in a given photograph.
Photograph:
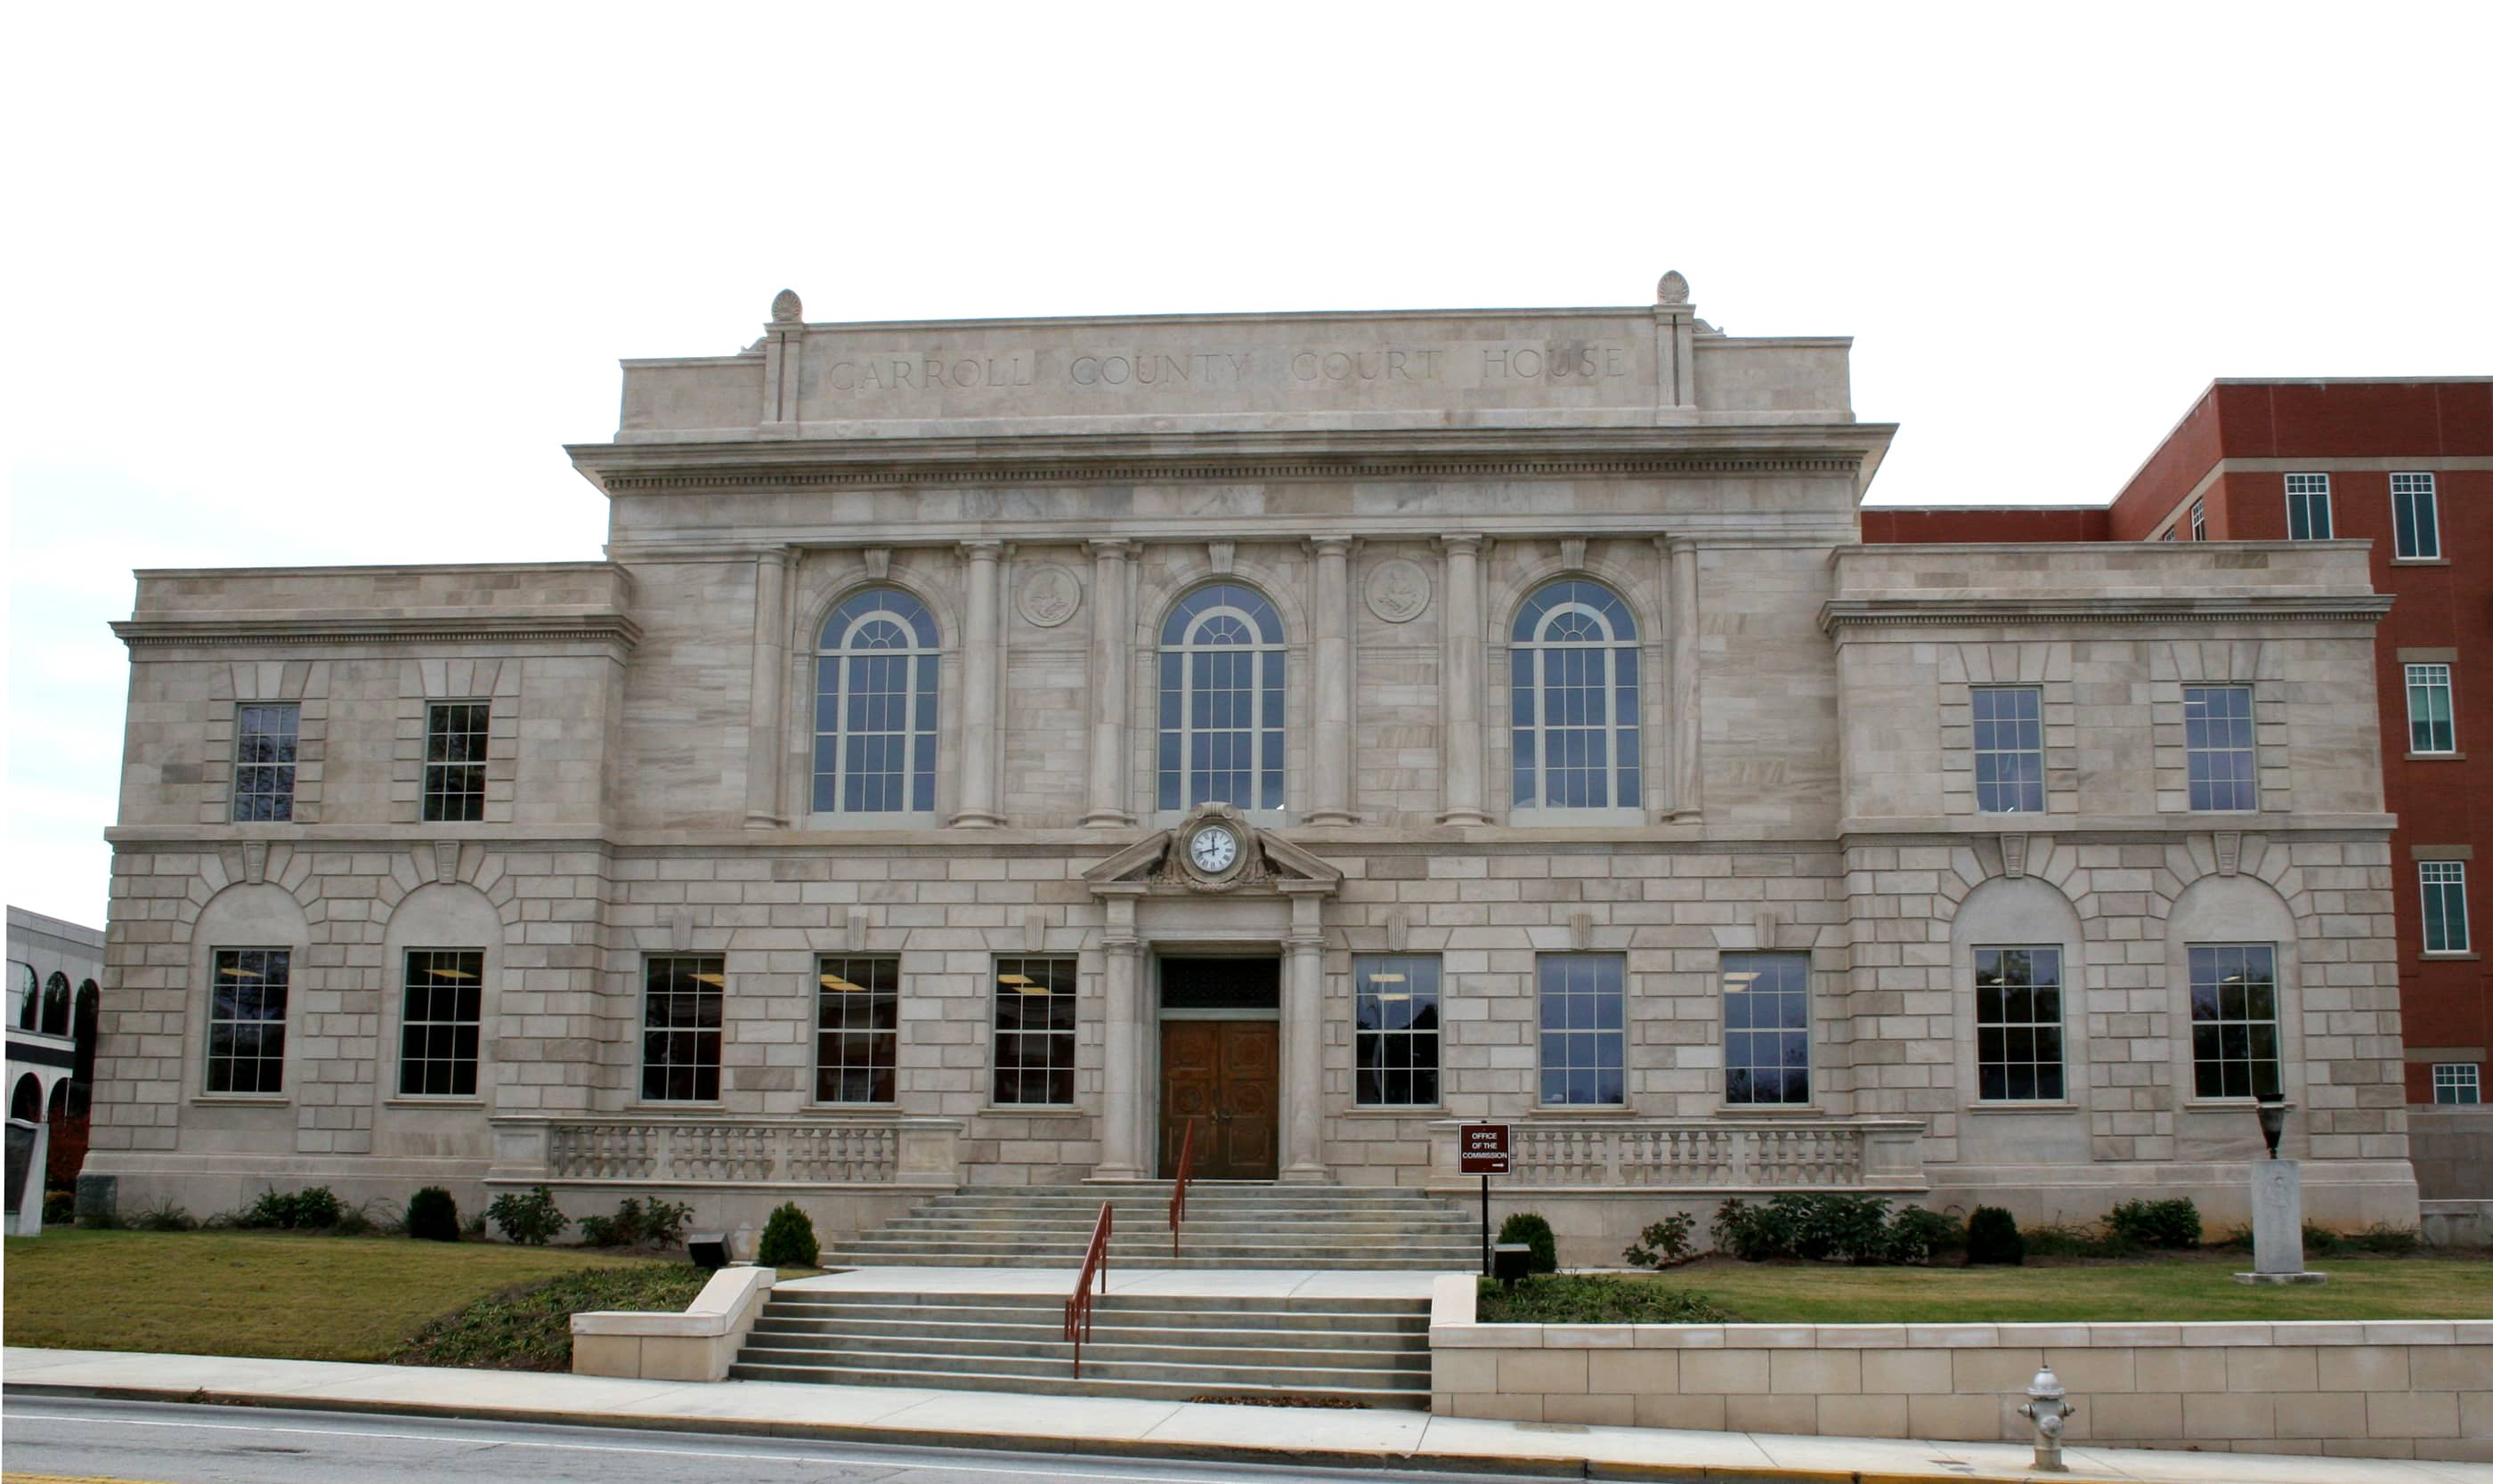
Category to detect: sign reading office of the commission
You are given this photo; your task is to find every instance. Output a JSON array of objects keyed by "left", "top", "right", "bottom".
[{"left": 1459, "top": 1122, "right": 1511, "bottom": 1176}]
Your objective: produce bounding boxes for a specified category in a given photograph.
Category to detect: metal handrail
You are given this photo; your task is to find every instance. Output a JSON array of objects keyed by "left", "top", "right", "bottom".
[
  {"left": 1168, "top": 1118, "right": 1198, "bottom": 1258},
  {"left": 1063, "top": 1201, "right": 1113, "bottom": 1378}
]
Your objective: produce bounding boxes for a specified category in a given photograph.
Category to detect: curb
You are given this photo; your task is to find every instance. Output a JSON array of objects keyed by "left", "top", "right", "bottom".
[{"left": 1, "top": 1379, "right": 2081, "bottom": 1484}]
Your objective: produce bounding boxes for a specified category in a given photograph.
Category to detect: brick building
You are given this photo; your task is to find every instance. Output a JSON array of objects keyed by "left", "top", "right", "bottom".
[
  {"left": 85, "top": 286, "right": 2424, "bottom": 1256},
  {"left": 1867, "top": 377, "right": 2490, "bottom": 1209}
]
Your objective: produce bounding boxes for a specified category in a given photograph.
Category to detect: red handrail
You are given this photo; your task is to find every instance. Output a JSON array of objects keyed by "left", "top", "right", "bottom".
[
  {"left": 1064, "top": 1201, "right": 1112, "bottom": 1378},
  {"left": 1169, "top": 1118, "right": 1198, "bottom": 1258}
]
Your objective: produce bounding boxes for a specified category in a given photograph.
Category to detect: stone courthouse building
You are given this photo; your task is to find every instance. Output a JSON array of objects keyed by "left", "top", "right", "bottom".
[{"left": 85, "top": 276, "right": 2422, "bottom": 1255}]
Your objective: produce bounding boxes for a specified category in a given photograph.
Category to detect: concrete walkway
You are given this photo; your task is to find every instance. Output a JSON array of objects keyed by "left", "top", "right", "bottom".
[{"left": 5, "top": 1347, "right": 2487, "bottom": 1484}]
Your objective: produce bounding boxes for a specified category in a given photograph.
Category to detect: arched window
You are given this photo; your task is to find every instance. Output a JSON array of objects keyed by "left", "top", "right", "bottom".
[
  {"left": 41, "top": 972, "right": 71, "bottom": 1037},
  {"left": 812, "top": 588, "right": 940, "bottom": 816},
  {"left": 1157, "top": 583, "right": 1286, "bottom": 813},
  {"left": 10, "top": 1074, "right": 38, "bottom": 1123},
  {"left": 13, "top": 963, "right": 34, "bottom": 1030},
  {"left": 1510, "top": 580, "right": 1642, "bottom": 811}
]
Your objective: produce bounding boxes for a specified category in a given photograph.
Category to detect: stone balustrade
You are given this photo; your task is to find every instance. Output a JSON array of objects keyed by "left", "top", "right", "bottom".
[
  {"left": 489, "top": 1115, "right": 962, "bottom": 1188},
  {"left": 1431, "top": 1118, "right": 1927, "bottom": 1191}
]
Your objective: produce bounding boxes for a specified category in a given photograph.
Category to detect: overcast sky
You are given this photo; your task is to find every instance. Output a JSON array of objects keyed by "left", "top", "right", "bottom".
[{"left": 6, "top": 3, "right": 2488, "bottom": 928}]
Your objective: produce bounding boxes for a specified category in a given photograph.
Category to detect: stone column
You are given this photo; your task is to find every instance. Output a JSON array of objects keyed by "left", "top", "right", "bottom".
[
  {"left": 1669, "top": 539, "right": 1703, "bottom": 819},
  {"left": 743, "top": 547, "right": 792, "bottom": 827},
  {"left": 1308, "top": 537, "right": 1356, "bottom": 825},
  {"left": 1093, "top": 889, "right": 1146, "bottom": 1180},
  {"left": 952, "top": 540, "right": 1005, "bottom": 827},
  {"left": 1083, "top": 539, "right": 1135, "bottom": 827},
  {"left": 1279, "top": 886, "right": 1330, "bottom": 1184},
  {"left": 1438, "top": 534, "right": 1490, "bottom": 824}
]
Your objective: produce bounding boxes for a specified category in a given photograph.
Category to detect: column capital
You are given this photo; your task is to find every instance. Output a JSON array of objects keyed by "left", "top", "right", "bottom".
[
  {"left": 1102, "top": 934, "right": 1143, "bottom": 954},
  {"left": 1084, "top": 538, "right": 1137, "bottom": 560},
  {"left": 957, "top": 539, "right": 1007, "bottom": 562},
  {"left": 1303, "top": 534, "right": 1359, "bottom": 558},
  {"left": 1438, "top": 531, "right": 1489, "bottom": 556}
]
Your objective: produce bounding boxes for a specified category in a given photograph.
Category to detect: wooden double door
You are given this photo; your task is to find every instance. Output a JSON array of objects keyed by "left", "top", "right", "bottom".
[{"left": 1158, "top": 1019, "right": 1279, "bottom": 1180}]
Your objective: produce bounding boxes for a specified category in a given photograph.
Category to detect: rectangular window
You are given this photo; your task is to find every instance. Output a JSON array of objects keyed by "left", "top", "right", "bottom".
[
  {"left": 2422, "top": 862, "right": 2471, "bottom": 954},
  {"left": 207, "top": 947, "right": 288, "bottom": 1093},
  {"left": 2433, "top": 1063, "right": 2481, "bottom": 1106},
  {"left": 1974, "top": 946, "right": 2064, "bottom": 1101},
  {"left": 1722, "top": 953, "right": 1809, "bottom": 1107},
  {"left": 815, "top": 955, "right": 898, "bottom": 1104},
  {"left": 2407, "top": 664, "right": 2456, "bottom": 754},
  {"left": 2183, "top": 685, "right": 2258, "bottom": 811},
  {"left": 1354, "top": 955, "right": 1441, "bottom": 1107},
  {"left": 2188, "top": 944, "right": 2281, "bottom": 1099},
  {"left": 2189, "top": 499, "right": 2207, "bottom": 541},
  {"left": 2392, "top": 472, "right": 2440, "bottom": 559},
  {"left": 2285, "top": 473, "right": 2333, "bottom": 539},
  {"left": 422, "top": 701, "right": 490, "bottom": 823},
  {"left": 992, "top": 956, "right": 1076, "bottom": 1106},
  {"left": 232, "top": 703, "right": 300, "bottom": 823},
  {"left": 1971, "top": 685, "right": 2044, "bottom": 814},
  {"left": 641, "top": 955, "right": 723, "bottom": 1101},
  {"left": 1538, "top": 953, "right": 1625, "bottom": 1106},
  {"left": 398, "top": 948, "right": 482, "bottom": 1097}
]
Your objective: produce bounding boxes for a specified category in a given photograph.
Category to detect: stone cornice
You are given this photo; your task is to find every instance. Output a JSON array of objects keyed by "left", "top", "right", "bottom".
[
  {"left": 1816, "top": 595, "right": 2393, "bottom": 634},
  {"left": 110, "top": 612, "right": 642, "bottom": 651},
  {"left": 568, "top": 425, "right": 1895, "bottom": 496}
]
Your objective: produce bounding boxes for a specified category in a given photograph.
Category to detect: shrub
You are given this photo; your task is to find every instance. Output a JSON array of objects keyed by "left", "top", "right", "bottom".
[
  {"left": 1623, "top": 1212, "right": 1698, "bottom": 1269},
  {"left": 1475, "top": 1273, "right": 1731, "bottom": 1324},
  {"left": 240, "top": 1185, "right": 343, "bottom": 1231},
  {"left": 2354, "top": 1222, "right": 2421, "bottom": 1255},
  {"left": 2106, "top": 1197, "right": 2201, "bottom": 1251},
  {"left": 328, "top": 1197, "right": 395, "bottom": 1237},
  {"left": 1965, "top": 1205, "right": 2026, "bottom": 1266},
  {"left": 405, "top": 1187, "right": 461, "bottom": 1243},
  {"left": 579, "top": 1196, "right": 697, "bottom": 1250},
  {"left": 1884, "top": 1205, "right": 1964, "bottom": 1266},
  {"left": 129, "top": 1196, "right": 199, "bottom": 1232},
  {"left": 1805, "top": 1195, "right": 1894, "bottom": 1263},
  {"left": 43, "top": 1189, "right": 74, "bottom": 1225},
  {"left": 487, "top": 1185, "right": 570, "bottom": 1246},
  {"left": 1497, "top": 1212, "right": 1558, "bottom": 1274},
  {"left": 757, "top": 1202, "right": 819, "bottom": 1268},
  {"left": 1712, "top": 1196, "right": 1799, "bottom": 1261},
  {"left": 2021, "top": 1220, "right": 2103, "bottom": 1258}
]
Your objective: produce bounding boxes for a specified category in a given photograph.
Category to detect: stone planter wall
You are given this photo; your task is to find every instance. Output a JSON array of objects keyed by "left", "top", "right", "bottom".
[{"left": 1428, "top": 1277, "right": 2493, "bottom": 1462}]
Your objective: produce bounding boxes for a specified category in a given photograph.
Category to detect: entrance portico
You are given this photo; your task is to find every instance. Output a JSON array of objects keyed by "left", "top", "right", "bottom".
[{"left": 1084, "top": 806, "right": 1341, "bottom": 1185}]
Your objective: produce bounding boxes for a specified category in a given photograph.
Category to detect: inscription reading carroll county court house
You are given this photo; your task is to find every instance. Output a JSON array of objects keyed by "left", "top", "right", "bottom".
[{"left": 818, "top": 343, "right": 1636, "bottom": 394}]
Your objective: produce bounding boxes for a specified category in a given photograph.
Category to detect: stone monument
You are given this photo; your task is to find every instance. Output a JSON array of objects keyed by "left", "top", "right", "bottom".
[{"left": 2237, "top": 1092, "right": 2327, "bottom": 1285}]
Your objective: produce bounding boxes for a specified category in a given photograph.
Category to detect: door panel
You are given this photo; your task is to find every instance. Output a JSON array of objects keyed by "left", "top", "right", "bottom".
[{"left": 1159, "top": 1020, "right": 1279, "bottom": 1180}]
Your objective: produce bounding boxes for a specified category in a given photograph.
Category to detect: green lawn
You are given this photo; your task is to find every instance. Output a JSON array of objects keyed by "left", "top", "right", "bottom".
[
  {"left": 1642, "top": 1253, "right": 2493, "bottom": 1324},
  {"left": 2, "top": 1229, "right": 669, "bottom": 1361}
]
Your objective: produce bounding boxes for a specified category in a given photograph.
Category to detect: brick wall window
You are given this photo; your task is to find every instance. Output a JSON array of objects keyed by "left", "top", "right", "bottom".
[
  {"left": 1353, "top": 954, "right": 1441, "bottom": 1107},
  {"left": 815, "top": 955, "right": 898, "bottom": 1104},
  {"left": 1971, "top": 685, "right": 2044, "bottom": 813},
  {"left": 1975, "top": 946, "right": 2064, "bottom": 1101},
  {"left": 2421, "top": 862, "right": 2471, "bottom": 954},
  {"left": 991, "top": 956, "right": 1076, "bottom": 1106},
  {"left": 2189, "top": 499, "right": 2207, "bottom": 541},
  {"left": 640, "top": 955, "right": 723, "bottom": 1101},
  {"left": 2182, "top": 685, "right": 2258, "bottom": 811},
  {"left": 1722, "top": 952, "right": 1810, "bottom": 1107},
  {"left": 2433, "top": 1063, "right": 2481, "bottom": 1106},
  {"left": 206, "top": 947, "right": 288, "bottom": 1094},
  {"left": 1538, "top": 953, "right": 1625, "bottom": 1106},
  {"left": 2392, "top": 472, "right": 2440, "bottom": 559},
  {"left": 2187, "top": 944, "right": 2280, "bottom": 1099},
  {"left": 231, "top": 703, "right": 300, "bottom": 823},
  {"left": 422, "top": 701, "right": 490, "bottom": 823},
  {"left": 398, "top": 948, "right": 482, "bottom": 1097},
  {"left": 2407, "top": 664, "right": 2456, "bottom": 754},
  {"left": 2285, "top": 473, "right": 2333, "bottom": 539}
]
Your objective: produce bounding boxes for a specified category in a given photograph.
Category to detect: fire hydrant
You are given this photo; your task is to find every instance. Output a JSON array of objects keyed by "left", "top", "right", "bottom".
[{"left": 2015, "top": 1365, "right": 2076, "bottom": 1472}]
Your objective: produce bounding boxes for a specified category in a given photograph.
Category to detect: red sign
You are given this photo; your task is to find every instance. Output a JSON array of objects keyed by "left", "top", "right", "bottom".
[{"left": 1459, "top": 1122, "right": 1511, "bottom": 1175}]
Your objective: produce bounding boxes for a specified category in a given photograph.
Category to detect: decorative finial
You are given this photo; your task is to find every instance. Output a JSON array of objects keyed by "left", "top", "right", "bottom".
[
  {"left": 770, "top": 288, "right": 802, "bottom": 323},
  {"left": 1655, "top": 270, "right": 1690, "bottom": 305}
]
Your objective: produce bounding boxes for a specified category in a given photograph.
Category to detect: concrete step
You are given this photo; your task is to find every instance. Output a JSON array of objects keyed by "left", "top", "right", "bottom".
[
  {"left": 752, "top": 1318, "right": 1421, "bottom": 1350},
  {"left": 748, "top": 1327, "right": 1430, "bottom": 1371},
  {"left": 732, "top": 1342, "right": 1428, "bottom": 1394},
  {"left": 769, "top": 1292, "right": 1430, "bottom": 1317},
  {"left": 725, "top": 1358, "right": 1429, "bottom": 1408},
  {"left": 820, "top": 1253, "right": 1468, "bottom": 1269}
]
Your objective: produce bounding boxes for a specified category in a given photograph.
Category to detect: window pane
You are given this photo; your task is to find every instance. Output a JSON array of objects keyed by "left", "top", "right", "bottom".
[
  {"left": 231, "top": 704, "right": 300, "bottom": 823},
  {"left": 992, "top": 957, "right": 1076, "bottom": 1105},
  {"left": 2187, "top": 944, "right": 2279, "bottom": 1102},
  {"left": 641, "top": 956, "right": 724, "bottom": 1101},
  {"left": 1722, "top": 953, "right": 1808, "bottom": 1106},
  {"left": 207, "top": 947, "right": 290, "bottom": 1094},
  {"left": 398, "top": 948, "right": 484, "bottom": 1097},
  {"left": 816, "top": 956, "right": 899, "bottom": 1103},
  {"left": 1511, "top": 581, "right": 1641, "bottom": 813},
  {"left": 1353, "top": 955, "right": 1441, "bottom": 1107},
  {"left": 1537, "top": 954, "right": 1626, "bottom": 1106},
  {"left": 812, "top": 589, "right": 940, "bottom": 815}
]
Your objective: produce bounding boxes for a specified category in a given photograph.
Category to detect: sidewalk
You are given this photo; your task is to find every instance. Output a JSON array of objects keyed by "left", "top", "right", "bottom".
[{"left": 4, "top": 1346, "right": 2487, "bottom": 1484}]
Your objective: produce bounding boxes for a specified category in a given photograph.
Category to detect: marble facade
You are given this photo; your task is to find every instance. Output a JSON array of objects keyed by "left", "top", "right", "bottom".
[{"left": 85, "top": 278, "right": 2421, "bottom": 1257}]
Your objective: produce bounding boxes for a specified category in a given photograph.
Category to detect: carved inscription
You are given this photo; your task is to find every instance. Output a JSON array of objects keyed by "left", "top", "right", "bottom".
[{"left": 808, "top": 342, "right": 1637, "bottom": 398}]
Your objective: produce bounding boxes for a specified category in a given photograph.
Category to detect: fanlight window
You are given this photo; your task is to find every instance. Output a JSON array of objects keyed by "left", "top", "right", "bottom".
[
  {"left": 1157, "top": 582, "right": 1286, "bottom": 813},
  {"left": 1510, "top": 580, "right": 1641, "bottom": 811},
  {"left": 813, "top": 588, "right": 939, "bottom": 815}
]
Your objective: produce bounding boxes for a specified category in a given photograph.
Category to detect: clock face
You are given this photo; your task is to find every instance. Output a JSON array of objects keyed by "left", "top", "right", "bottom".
[{"left": 1188, "top": 825, "right": 1239, "bottom": 873}]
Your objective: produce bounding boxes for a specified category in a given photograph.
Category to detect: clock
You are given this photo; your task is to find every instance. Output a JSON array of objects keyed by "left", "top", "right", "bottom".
[{"left": 1188, "top": 824, "right": 1239, "bottom": 873}]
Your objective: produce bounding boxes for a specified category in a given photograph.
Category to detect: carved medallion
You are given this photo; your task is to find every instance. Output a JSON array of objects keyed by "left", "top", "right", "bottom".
[
  {"left": 1364, "top": 557, "right": 1432, "bottom": 623},
  {"left": 1018, "top": 564, "right": 1083, "bottom": 628}
]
